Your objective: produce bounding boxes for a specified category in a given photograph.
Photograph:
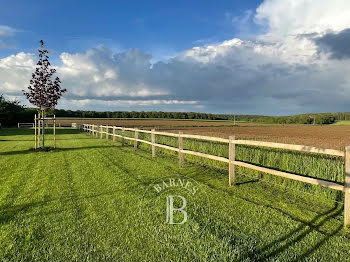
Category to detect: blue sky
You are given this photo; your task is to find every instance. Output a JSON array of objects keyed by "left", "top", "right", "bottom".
[
  {"left": 0, "top": 0, "right": 262, "bottom": 60},
  {"left": 1, "top": 0, "right": 350, "bottom": 115}
]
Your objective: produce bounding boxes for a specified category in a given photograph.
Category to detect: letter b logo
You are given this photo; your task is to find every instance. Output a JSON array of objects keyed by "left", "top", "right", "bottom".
[{"left": 166, "top": 195, "right": 187, "bottom": 224}]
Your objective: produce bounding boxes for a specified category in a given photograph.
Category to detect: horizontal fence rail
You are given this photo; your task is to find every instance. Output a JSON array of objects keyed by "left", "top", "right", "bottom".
[{"left": 77, "top": 123, "right": 350, "bottom": 228}]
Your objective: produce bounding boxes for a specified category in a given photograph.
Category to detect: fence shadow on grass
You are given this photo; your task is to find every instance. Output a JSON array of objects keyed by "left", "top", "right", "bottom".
[
  {"left": 0, "top": 145, "right": 120, "bottom": 156},
  {"left": 0, "top": 128, "right": 80, "bottom": 136},
  {"left": 182, "top": 165, "right": 345, "bottom": 261},
  {"left": 234, "top": 178, "right": 260, "bottom": 186},
  {"left": 0, "top": 189, "right": 122, "bottom": 225},
  {"left": 0, "top": 137, "right": 93, "bottom": 142},
  {"left": 245, "top": 190, "right": 344, "bottom": 261}
]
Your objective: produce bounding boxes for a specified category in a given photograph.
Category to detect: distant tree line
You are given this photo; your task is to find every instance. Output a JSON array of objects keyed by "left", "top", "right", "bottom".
[
  {"left": 49, "top": 110, "right": 350, "bottom": 124},
  {"left": 0, "top": 95, "right": 36, "bottom": 126},
  {"left": 1, "top": 95, "right": 350, "bottom": 126},
  {"left": 253, "top": 113, "right": 339, "bottom": 125},
  {"left": 54, "top": 109, "right": 261, "bottom": 121}
]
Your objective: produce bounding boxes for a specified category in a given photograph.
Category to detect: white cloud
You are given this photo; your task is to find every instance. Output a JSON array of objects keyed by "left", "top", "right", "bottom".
[
  {"left": 66, "top": 99, "right": 197, "bottom": 107},
  {"left": 0, "top": 52, "right": 35, "bottom": 68},
  {"left": 0, "top": 52, "right": 36, "bottom": 95},
  {"left": 58, "top": 46, "right": 168, "bottom": 100},
  {"left": 255, "top": 0, "right": 350, "bottom": 39},
  {"left": 0, "top": 25, "right": 17, "bottom": 37}
]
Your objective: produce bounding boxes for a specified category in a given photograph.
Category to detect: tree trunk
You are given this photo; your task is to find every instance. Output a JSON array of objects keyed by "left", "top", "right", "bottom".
[{"left": 42, "top": 110, "right": 45, "bottom": 148}]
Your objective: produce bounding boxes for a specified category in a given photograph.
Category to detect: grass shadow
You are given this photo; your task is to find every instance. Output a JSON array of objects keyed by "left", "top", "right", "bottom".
[
  {"left": 246, "top": 190, "right": 344, "bottom": 261},
  {"left": 0, "top": 128, "right": 81, "bottom": 136},
  {"left": 235, "top": 179, "right": 260, "bottom": 186},
  {"left": 188, "top": 166, "right": 345, "bottom": 260},
  {"left": 0, "top": 189, "right": 122, "bottom": 225},
  {"left": 0, "top": 145, "right": 120, "bottom": 156}
]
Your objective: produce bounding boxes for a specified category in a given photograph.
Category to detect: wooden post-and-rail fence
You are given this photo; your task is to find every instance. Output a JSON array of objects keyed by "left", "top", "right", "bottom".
[{"left": 78, "top": 123, "right": 350, "bottom": 228}]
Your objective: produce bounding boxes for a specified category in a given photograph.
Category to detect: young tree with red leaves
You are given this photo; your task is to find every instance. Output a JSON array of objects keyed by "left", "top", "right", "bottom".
[{"left": 23, "top": 40, "right": 67, "bottom": 148}]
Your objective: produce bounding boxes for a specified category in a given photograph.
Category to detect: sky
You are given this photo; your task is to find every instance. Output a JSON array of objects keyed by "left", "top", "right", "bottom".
[{"left": 0, "top": 0, "right": 350, "bottom": 115}]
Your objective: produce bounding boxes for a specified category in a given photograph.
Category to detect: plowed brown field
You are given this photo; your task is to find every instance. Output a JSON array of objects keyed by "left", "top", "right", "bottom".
[
  {"left": 161, "top": 125, "right": 350, "bottom": 150},
  {"left": 57, "top": 119, "right": 350, "bottom": 150}
]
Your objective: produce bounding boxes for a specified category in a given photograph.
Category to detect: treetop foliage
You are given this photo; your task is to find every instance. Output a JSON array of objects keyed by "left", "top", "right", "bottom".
[{"left": 23, "top": 40, "right": 66, "bottom": 112}]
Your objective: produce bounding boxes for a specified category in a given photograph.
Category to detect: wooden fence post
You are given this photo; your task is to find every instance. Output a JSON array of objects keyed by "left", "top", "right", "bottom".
[
  {"left": 229, "top": 136, "right": 236, "bottom": 186},
  {"left": 113, "top": 127, "right": 116, "bottom": 142},
  {"left": 179, "top": 132, "right": 183, "bottom": 168},
  {"left": 344, "top": 146, "right": 350, "bottom": 228},
  {"left": 151, "top": 129, "right": 156, "bottom": 157},
  {"left": 122, "top": 127, "right": 125, "bottom": 146},
  {"left": 53, "top": 115, "right": 56, "bottom": 149},
  {"left": 100, "top": 125, "right": 103, "bottom": 139},
  {"left": 106, "top": 126, "right": 109, "bottom": 140},
  {"left": 34, "top": 114, "right": 37, "bottom": 149},
  {"left": 134, "top": 128, "right": 139, "bottom": 150}
]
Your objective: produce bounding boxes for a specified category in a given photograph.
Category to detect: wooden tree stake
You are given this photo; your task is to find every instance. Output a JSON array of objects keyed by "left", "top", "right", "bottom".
[
  {"left": 53, "top": 115, "right": 56, "bottom": 148},
  {"left": 34, "top": 114, "right": 37, "bottom": 149},
  {"left": 38, "top": 113, "right": 41, "bottom": 147}
]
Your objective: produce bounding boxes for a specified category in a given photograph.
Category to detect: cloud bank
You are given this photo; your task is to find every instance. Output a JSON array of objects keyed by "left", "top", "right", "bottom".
[{"left": 1, "top": 0, "right": 350, "bottom": 115}]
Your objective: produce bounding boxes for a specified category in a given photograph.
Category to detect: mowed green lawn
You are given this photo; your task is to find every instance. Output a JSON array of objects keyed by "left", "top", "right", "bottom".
[{"left": 0, "top": 128, "right": 350, "bottom": 261}]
